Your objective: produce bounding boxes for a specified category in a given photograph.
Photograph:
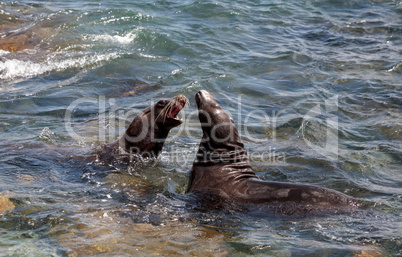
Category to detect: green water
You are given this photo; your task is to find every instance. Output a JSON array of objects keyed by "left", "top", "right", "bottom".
[{"left": 0, "top": 0, "right": 401, "bottom": 256}]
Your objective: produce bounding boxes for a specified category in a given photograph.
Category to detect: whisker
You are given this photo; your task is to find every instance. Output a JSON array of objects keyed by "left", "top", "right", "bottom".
[
  {"left": 178, "top": 103, "right": 186, "bottom": 121},
  {"left": 155, "top": 99, "right": 175, "bottom": 123}
]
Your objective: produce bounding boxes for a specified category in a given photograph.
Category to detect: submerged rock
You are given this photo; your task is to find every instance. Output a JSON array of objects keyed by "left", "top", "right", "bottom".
[
  {"left": 0, "top": 194, "right": 15, "bottom": 215},
  {"left": 0, "top": 33, "right": 34, "bottom": 52}
]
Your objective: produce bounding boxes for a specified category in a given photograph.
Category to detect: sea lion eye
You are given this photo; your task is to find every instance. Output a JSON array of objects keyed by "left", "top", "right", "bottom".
[{"left": 158, "top": 100, "right": 168, "bottom": 106}]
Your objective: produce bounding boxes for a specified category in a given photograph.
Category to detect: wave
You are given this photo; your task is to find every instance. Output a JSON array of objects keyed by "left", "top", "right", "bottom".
[{"left": 0, "top": 52, "right": 120, "bottom": 80}]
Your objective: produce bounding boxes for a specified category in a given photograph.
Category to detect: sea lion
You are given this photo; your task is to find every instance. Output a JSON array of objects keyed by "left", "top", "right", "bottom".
[
  {"left": 187, "top": 90, "right": 358, "bottom": 214},
  {"left": 95, "top": 94, "right": 187, "bottom": 162}
]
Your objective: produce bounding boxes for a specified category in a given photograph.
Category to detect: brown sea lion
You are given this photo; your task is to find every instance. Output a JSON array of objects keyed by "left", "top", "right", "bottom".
[
  {"left": 95, "top": 94, "right": 187, "bottom": 162},
  {"left": 187, "top": 90, "right": 358, "bottom": 214}
]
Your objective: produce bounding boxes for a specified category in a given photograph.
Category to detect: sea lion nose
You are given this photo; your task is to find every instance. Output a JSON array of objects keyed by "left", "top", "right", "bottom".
[
  {"left": 175, "top": 94, "right": 187, "bottom": 104},
  {"left": 196, "top": 90, "right": 212, "bottom": 100},
  {"left": 195, "top": 90, "right": 214, "bottom": 108},
  {"left": 198, "top": 90, "right": 209, "bottom": 96}
]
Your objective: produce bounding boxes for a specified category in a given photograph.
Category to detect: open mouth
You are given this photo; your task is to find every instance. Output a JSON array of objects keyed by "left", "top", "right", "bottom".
[{"left": 167, "top": 95, "right": 187, "bottom": 120}]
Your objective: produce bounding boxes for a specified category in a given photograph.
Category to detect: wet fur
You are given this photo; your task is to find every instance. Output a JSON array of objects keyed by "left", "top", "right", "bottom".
[{"left": 187, "top": 90, "right": 358, "bottom": 215}]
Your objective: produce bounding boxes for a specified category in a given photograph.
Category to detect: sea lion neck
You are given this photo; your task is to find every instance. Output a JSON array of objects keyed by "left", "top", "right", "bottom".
[
  {"left": 193, "top": 90, "right": 252, "bottom": 167},
  {"left": 119, "top": 114, "right": 168, "bottom": 158}
]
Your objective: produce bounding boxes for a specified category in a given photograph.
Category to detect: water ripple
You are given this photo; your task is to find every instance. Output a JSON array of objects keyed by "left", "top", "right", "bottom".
[{"left": 0, "top": 0, "right": 401, "bottom": 256}]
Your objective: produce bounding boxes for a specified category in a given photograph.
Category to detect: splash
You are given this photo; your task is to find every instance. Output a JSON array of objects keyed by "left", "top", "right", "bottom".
[{"left": 39, "top": 127, "right": 57, "bottom": 143}]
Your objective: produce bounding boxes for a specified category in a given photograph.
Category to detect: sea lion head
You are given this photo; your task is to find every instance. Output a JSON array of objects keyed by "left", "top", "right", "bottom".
[
  {"left": 121, "top": 94, "right": 187, "bottom": 158},
  {"left": 148, "top": 94, "right": 187, "bottom": 129},
  {"left": 194, "top": 90, "right": 246, "bottom": 163}
]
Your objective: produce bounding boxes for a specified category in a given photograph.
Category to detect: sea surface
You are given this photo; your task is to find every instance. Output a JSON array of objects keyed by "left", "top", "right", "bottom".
[{"left": 0, "top": 0, "right": 401, "bottom": 256}]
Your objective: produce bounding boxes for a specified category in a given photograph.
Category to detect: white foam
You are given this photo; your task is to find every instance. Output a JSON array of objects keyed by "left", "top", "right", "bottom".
[
  {"left": 0, "top": 52, "right": 119, "bottom": 80},
  {"left": 90, "top": 30, "right": 138, "bottom": 45},
  {"left": 0, "top": 50, "right": 10, "bottom": 56}
]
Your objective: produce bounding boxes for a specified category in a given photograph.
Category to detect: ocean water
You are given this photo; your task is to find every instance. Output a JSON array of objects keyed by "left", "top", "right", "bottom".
[{"left": 0, "top": 0, "right": 401, "bottom": 256}]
